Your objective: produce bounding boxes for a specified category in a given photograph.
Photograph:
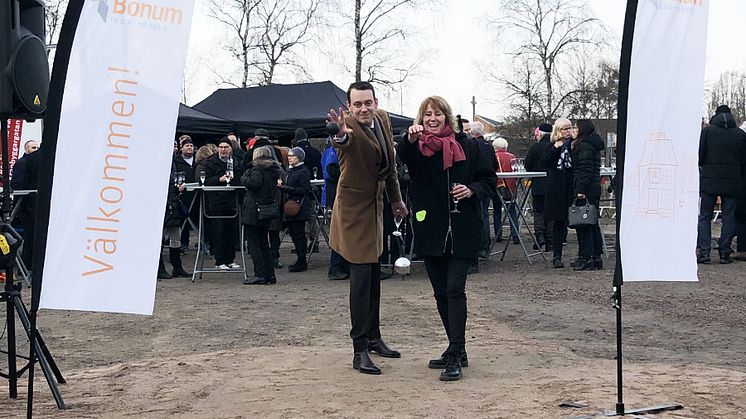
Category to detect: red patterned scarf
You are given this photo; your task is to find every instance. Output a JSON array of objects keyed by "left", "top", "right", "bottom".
[{"left": 417, "top": 125, "right": 466, "bottom": 170}]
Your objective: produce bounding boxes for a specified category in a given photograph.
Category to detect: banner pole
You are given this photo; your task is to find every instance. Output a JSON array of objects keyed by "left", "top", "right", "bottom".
[{"left": 606, "top": 1, "right": 685, "bottom": 416}]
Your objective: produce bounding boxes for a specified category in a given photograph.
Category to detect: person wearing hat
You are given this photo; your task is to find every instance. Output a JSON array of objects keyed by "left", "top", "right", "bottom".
[
  {"left": 203, "top": 136, "right": 243, "bottom": 270},
  {"left": 174, "top": 135, "right": 197, "bottom": 253},
  {"left": 293, "top": 128, "right": 323, "bottom": 180},
  {"left": 697, "top": 104, "right": 746, "bottom": 264},
  {"left": 245, "top": 128, "right": 283, "bottom": 172},
  {"left": 524, "top": 123, "right": 554, "bottom": 251},
  {"left": 279, "top": 146, "right": 312, "bottom": 272}
]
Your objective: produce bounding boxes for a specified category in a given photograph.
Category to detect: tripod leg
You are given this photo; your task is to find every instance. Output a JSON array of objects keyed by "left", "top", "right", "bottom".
[{"left": 13, "top": 298, "right": 66, "bottom": 409}]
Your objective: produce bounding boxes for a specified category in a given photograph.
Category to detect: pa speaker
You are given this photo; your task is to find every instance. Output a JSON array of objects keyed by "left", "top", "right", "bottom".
[{"left": 8, "top": 34, "right": 49, "bottom": 116}]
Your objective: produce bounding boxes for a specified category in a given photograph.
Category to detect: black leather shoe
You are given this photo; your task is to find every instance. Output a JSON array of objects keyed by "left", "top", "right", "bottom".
[
  {"left": 368, "top": 338, "right": 401, "bottom": 358},
  {"left": 428, "top": 351, "right": 468, "bottom": 369},
  {"left": 720, "top": 254, "right": 733, "bottom": 264},
  {"left": 552, "top": 258, "right": 564, "bottom": 269},
  {"left": 264, "top": 275, "right": 277, "bottom": 284},
  {"left": 439, "top": 354, "right": 463, "bottom": 381},
  {"left": 328, "top": 271, "right": 349, "bottom": 280},
  {"left": 573, "top": 258, "right": 595, "bottom": 271},
  {"left": 593, "top": 256, "right": 603, "bottom": 270},
  {"left": 352, "top": 351, "right": 381, "bottom": 375},
  {"left": 288, "top": 262, "right": 307, "bottom": 272},
  {"left": 243, "top": 276, "right": 267, "bottom": 285},
  {"left": 570, "top": 257, "right": 583, "bottom": 268}
]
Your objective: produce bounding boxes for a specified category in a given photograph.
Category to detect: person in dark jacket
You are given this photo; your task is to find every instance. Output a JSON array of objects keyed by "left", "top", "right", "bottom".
[
  {"left": 242, "top": 146, "right": 284, "bottom": 285},
  {"left": 524, "top": 123, "right": 553, "bottom": 250},
  {"left": 471, "top": 122, "right": 499, "bottom": 259},
  {"left": 158, "top": 164, "right": 191, "bottom": 279},
  {"left": 543, "top": 118, "right": 575, "bottom": 268},
  {"left": 173, "top": 135, "right": 197, "bottom": 253},
  {"left": 293, "top": 128, "right": 323, "bottom": 180},
  {"left": 244, "top": 129, "right": 283, "bottom": 171},
  {"left": 203, "top": 137, "right": 243, "bottom": 270},
  {"left": 571, "top": 119, "right": 605, "bottom": 271},
  {"left": 697, "top": 105, "right": 746, "bottom": 264},
  {"left": 281, "top": 146, "right": 312, "bottom": 272},
  {"left": 398, "top": 96, "right": 496, "bottom": 382},
  {"left": 322, "top": 142, "right": 349, "bottom": 279},
  {"left": 11, "top": 140, "right": 39, "bottom": 269}
]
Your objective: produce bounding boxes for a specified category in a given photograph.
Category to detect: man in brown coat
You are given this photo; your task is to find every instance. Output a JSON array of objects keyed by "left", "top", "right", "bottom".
[{"left": 327, "top": 81, "right": 408, "bottom": 375}]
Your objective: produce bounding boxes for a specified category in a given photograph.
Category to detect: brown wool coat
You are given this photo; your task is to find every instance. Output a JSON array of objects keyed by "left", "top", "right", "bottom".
[{"left": 330, "top": 109, "right": 402, "bottom": 264}]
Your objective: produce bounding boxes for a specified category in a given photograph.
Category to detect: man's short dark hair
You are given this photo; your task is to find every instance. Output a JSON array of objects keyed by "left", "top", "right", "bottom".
[{"left": 347, "top": 81, "right": 376, "bottom": 103}]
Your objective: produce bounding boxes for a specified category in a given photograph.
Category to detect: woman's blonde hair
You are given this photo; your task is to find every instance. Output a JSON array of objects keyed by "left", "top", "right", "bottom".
[
  {"left": 253, "top": 145, "right": 274, "bottom": 161},
  {"left": 415, "top": 96, "right": 457, "bottom": 130},
  {"left": 551, "top": 118, "right": 572, "bottom": 142},
  {"left": 195, "top": 145, "right": 215, "bottom": 163}
]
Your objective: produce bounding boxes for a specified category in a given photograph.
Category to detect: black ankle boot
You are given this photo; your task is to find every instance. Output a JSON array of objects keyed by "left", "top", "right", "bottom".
[
  {"left": 157, "top": 254, "right": 172, "bottom": 279},
  {"left": 169, "top": 248, "right": 191, "bottom": 277},
  {"left": 573, "top": 258, "right": 595, "bottom": 271},
  {"left": 439, "top": 351, "right": 463, "bottom": 381},
  {"left": 592, "top": 256, "right": 603, "bottom": 270}
]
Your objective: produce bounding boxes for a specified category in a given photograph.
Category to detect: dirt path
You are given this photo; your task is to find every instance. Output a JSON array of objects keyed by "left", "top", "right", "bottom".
[{"left": 3, "top": 243, "right": 745, "bottom": 418}]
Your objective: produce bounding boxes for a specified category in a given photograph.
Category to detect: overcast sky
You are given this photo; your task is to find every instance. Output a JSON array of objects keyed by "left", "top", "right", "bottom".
[{"left": 185, "top": 0, "right": 745, "bottom": 120}]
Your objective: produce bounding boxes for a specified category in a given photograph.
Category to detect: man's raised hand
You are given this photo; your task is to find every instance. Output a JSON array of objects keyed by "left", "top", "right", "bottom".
[{"left": 327, "top": 107, "right": 353, "bottom": 138}]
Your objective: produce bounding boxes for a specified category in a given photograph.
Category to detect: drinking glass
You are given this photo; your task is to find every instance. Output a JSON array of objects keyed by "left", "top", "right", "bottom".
[
  {"left": 450, "top": 183, "right": 461, "bottom": 213},
  {"left": 199, "top": 170, "right": 206, "bottom": 185},
  {"left": 313, "top": 167, "right": 318, "bottom": 179}
]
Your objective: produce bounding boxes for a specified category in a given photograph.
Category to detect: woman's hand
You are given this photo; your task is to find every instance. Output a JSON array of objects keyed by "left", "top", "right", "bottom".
[
  {"left": 452, "top": 184, "right": 473, "bottom": 200},
  {"left": 577, "top": 193, "right": 586, "bottom": 199},
  {"left": 327, "top": 107, "right": 353, "bottom": 139},
  {"left": 554, "top": 140, "right": 563, "bottom": 149},
  {"left": 408, "top": 124, "right": 425, "bottom": 143}
]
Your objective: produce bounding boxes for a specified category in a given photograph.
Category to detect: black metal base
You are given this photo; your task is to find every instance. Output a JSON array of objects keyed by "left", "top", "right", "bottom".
[
  {"left": 604, "top": 402, "right": 683, "bottom": 416},
  {"left": 1, "top": 287, "right": 66, "bottom": 409}
]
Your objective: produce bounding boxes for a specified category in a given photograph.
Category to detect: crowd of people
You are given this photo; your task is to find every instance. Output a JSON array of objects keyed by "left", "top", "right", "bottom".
[{"left": 150, "top": 86, "right": 744, "bottom": 382}]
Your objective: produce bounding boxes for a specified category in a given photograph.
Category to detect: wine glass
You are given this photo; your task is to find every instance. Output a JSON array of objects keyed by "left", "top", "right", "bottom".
[
  {"left": 611, "top": 157, "right": 617, "bottom": 170},
  {"left": 393, "top": 215, "right": 403, "bottom": 237},
  {"left": 510, "top": 158, "right": 518, "bottom": 172},
  {"left": 199, "top": 170, "right": 206, "bottom": 185},
  {"left": 225, "top": 169, "right": 233, "bottom": 185},
  {"left": 450, "top": 183, "right": 461, "bottom": 213},
  {"left": 313, "top": 167, "right": 318, "bottom": 179}
]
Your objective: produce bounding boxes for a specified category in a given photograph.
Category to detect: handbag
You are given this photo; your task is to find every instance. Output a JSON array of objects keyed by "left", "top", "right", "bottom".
[
  {"left": 256, "top": 202, "right": 281, "bottom": 220},
  {"left": 567, "top": 198, "right": 598, "bottom": 228},
  {"left": 283, "top": 199, "right": 302, "bottom": 217}
]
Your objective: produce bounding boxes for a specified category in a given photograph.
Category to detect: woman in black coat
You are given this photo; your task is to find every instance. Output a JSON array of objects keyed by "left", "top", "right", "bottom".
[
  {"left": 241, "top": 146, "right": 284, "bottom": 285},
  {"left": 281, "top": 146, "right": 312, "bottom": 272},
  {"left": 571, "top": 119, "right": 605, "bottom": 270},
  {"left": 397, "top": 96, "right": 496, "bottom": 382},
  {"left": 542, "top": 118, "right": 575, "bottom": 268},
  {"left": 158, "top": 165, "right": 191, "bottom": 279}
]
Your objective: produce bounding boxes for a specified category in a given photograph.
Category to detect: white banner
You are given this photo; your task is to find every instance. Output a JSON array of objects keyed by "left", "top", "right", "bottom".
[
  {"left": 620, "top": 0, "right": 709, "bottom": 282},
  {"left": 40, "top": 0, "right": 195, "bottom": 314}
]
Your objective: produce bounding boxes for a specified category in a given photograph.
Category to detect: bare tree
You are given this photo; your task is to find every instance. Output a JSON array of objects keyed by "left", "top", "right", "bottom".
[
  {"left": 207, "top": 0, "right": 263, "bottom": 88},
  {"left": 498, "top": 57, "right": 544, "bottom": 123},
  {"left": 490, "top": 0, "right": 605, "bottom": 118},
  {"left": 44, "top": 0, "right": 68, "bottom": 47},
  {"left": 707, "top": 71, "right": 746, "bottom": 122},
  {"left": 345, "top": 0, "right": 433, "bottom": 86},
  {"left": 253, "top": 0, "right": 320, "bottom": 85}
]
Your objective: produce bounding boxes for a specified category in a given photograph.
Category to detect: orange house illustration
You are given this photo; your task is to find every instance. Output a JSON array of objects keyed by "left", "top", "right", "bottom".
[{"left": 636, "top": 132, "right": 678, "bottom": 219}]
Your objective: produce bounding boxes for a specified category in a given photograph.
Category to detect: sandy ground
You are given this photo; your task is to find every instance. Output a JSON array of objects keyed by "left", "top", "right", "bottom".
[{"left": 2, "top": 228, "right": 746, "bottom": 418}]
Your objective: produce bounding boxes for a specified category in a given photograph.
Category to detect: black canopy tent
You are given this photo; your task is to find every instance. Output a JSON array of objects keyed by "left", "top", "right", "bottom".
[
  {"left": 176, "top": 103, "right": 236, "bottom": 143},
  {"left": 192, "top": 81, "right": 414, "bottom": 143}
]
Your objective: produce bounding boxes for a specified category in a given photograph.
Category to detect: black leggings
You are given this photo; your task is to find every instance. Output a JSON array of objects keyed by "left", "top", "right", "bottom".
[{"left": 423, "top": 254, "right": 469, "bottom": 351}]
